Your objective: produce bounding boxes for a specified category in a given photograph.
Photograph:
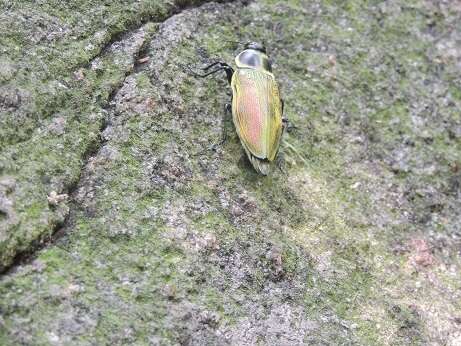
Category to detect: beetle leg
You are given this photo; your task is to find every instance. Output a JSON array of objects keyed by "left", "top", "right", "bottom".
[
  {"left": 221, "top": 64, "right": 234, "bottom": 85},
  {"left": 281, "top": 99, "right": 296, "bottom": 134},
  {"left": 219, "top": 102, "right": 232, "bottom": 145},
  {"left": 201, "top": 62, "right": 234, "bottom": 81},
  {"left": 225, "top": 103, "right": 232, "bottom": 113},
  {"left": 188, "top": 62, "right": 234, "bottom": 84},
  {"left": 276, "top": 154, "right": 286, "bottom": 174},
  {"left": 282, "top": 116, "right": 298, "bottom": 134},
  {"left": 201, "top": 61, "right": 223, "bottom": 71},
  {"left": 282, "top": 117, "right": 289, "bottom": 135},
  {"left": 208, "top": 102, "right": 232, "bottom": 152},
  {"left": 288, "top": 121, "right": 298, "bottom": 133},
  {"left": 189, "top": 67, "right": 226, "bottom": 78}
]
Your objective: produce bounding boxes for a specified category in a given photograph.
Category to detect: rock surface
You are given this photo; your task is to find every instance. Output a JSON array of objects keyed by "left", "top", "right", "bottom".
[{"left": 0, "top": 0, "right": 460, "bottom": 344}]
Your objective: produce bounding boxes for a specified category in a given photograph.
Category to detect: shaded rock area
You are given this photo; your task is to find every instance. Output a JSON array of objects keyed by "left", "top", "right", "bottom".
[{"left": 0, "top": 0, "right": 460, "bottom": 345}]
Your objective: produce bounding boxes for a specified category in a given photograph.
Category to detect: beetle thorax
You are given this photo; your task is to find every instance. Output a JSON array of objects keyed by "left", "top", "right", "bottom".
[{"left": 235, "top": 49, "right": 272, "bottom": 72}]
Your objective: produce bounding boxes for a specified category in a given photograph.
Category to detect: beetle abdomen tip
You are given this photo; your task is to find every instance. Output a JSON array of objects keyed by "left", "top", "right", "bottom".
[{"left": 244, "top": 148, "right": 272, "bottom": 175}]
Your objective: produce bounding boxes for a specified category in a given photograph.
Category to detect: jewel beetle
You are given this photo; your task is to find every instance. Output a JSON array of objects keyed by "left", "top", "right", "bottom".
[{"left": 192, "top": 42, "right": 286, "bottom": 175}]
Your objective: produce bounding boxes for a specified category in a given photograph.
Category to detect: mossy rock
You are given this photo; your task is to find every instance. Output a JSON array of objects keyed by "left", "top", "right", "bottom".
[{"left": 0, "top": 0, "right": 460, "bottom": 344}]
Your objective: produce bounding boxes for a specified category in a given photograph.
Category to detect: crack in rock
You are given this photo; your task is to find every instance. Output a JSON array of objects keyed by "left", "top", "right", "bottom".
[{"left": 0, "top": 0, "right": 241, "bottom": 275}]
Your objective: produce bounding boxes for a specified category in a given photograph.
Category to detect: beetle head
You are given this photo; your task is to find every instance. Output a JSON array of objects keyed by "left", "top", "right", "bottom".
[{"left": 244, "top": 42, "right": 267, "bottom": 54}]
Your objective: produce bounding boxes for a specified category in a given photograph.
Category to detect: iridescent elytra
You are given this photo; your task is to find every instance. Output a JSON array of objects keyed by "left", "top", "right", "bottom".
[{"left": 191, "top": 42, "right": 286, "bottom": 175}]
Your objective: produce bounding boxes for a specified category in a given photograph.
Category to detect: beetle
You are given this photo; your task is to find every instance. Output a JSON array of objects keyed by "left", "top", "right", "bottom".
[{"left": 191, "top": 42, "right": 286, "bottom": 175}]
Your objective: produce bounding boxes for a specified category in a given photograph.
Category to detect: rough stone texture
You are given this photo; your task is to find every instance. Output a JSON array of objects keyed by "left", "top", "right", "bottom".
[
  {"left": 1, "top": 0, "right": 460, "bottom": 345},
  {"left": 0, "top": 0, "right": 217, "bottom": 271}
]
